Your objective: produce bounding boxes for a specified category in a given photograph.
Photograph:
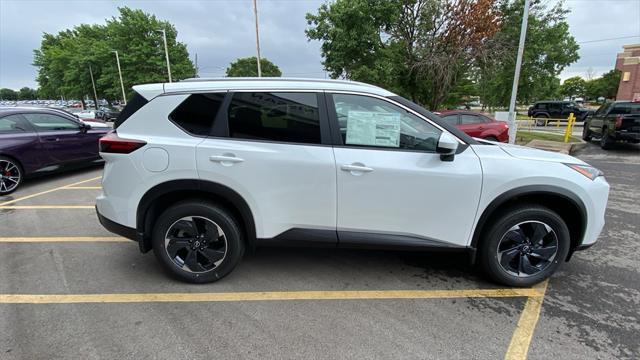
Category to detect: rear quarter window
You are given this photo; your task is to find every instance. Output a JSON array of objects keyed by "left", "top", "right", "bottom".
[
  {"left": 169, "top": 93, "right": 225, "bottom": 136},
  {"left": 114, "top": 92, "right": 148, "bottom": 129}
]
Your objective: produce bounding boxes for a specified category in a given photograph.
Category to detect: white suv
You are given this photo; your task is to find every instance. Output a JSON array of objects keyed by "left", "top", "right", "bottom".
[{"left": 96, "top": 78, "right": 609, "bottom": 287}]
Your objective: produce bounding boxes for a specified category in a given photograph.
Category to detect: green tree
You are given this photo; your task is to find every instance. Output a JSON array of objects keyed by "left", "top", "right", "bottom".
[
  {"left": 33, "top": 7, "right": 195, "bottom": 102},
  {"left": 586, "top": 69, "right": 621, "bottom": 100},
  {"left": 560, "top": 76, "right": 586, "bottom": 98},
  {"left": 0, "top": 88, "right": 18, "bottom": 100},
  {"left": 306, "top": 0, "right": 500, "bottom": 109},
  {"left": 477, "top": 0, "right": 579, "bottom": 108},
  {"left": 226, "top": 57, "right": 282, "bottom": 77}
]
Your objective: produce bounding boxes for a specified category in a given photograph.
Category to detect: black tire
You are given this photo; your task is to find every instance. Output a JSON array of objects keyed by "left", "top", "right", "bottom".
[
  {"left": 582, "top": 122, "right": 592, "bottom": 141},
  {"left": 600, "top": 128, "right": 613, "bottom": 150},
  {"left": 535, "top": 115, "right": 549, "bottom": 127},
  {"left": 0, "top": 156, "right": 23, "bottom": 196},
  {"left": 478, "top": 205, "right": 570, "bottom": 287},
  {"left": 152, "top": 200, "right": 245, "bottom": 283},
  {"left": 484, "top": 136, "right": 498, "bottom": 142}
]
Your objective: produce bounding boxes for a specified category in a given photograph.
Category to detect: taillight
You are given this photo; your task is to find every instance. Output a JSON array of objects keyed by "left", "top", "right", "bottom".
[
  {"left": 99, "top": 132, "right": 146, "bottom": 154},
  {"left": 615, "top": 115, "right": 623, "bottom": 129}
]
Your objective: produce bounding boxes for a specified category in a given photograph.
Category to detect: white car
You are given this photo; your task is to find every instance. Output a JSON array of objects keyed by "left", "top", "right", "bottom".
[{"left": 96, "top": 78, "right": 609, "bottom": 286}]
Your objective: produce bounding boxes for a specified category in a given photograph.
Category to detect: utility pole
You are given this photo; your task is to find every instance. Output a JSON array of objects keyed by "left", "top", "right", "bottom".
[
  {"left": 88, "top": 63, "right": 99, "bottom": 109},
  {"left": 195, "top": 53, "right": 199, "bottom": 78},
  {"left": 159, "top": 29, "right": 172, "bottom": 82},
  {"left": 112, "top": 50, "right": 127, "bottom": 105},
  {"left": 253, "top": 0, "right": 262, "bottom": 77},
  {"left": 507, "top": 0, "right": 530, "bottom": 144}
]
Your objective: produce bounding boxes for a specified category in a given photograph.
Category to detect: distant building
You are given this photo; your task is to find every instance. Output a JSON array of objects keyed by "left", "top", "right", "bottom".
[{"left": 615, "top": 44, "right": 640, "bottom": 101}]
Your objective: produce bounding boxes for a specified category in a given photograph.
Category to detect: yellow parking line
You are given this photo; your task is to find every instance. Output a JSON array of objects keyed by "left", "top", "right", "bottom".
[
  {"left": 0, "top": 176, "right": 101, "bottom": 207},
  {"left": 0, "top": 205, "right": 94, "bottom": 209},
  {"left": 62, "top": 186, "right": 102, "bottom": 190},
  {"left": 0, "top": 237, "right": 127, "bottom": 243},
  {"left": 0, "top": 288, "right": 542, "bottom": 304},
  {"left": 504, "top": 280, "right": 549, "bottom": 360}
]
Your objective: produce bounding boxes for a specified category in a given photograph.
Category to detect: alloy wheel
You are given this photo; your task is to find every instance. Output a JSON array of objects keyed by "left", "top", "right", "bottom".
[
  {"left": 496, "top": 221, "right": 558, "bottom": 277},
  {"left": 0, "top": 160, "right": 21, "bottom": 194},
  {"left": 164, "top": 216, "right": 228, "bottom": 273}
]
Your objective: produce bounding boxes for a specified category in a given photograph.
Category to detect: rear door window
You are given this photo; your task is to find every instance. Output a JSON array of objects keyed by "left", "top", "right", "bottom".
[
  {"left": 460, "top": 114, "right": 484, "bottom": 125},
  {"left": 0, "top": 114, "right": 29, "bottom": 133},
  {"left": 170, "top": 93, "right": 225, "bottom": 136},
  {"left": 610, "top": 103, "right": 640, "bottom": 115},
  {"left": 441, "top": 114, "right": 459, "bottom": 126},
  {"left": 227, "top": 92, "right": 321, "bottom": 144},
  {"left": 23, "top": 113, "right": 80, "bottom": 131}
]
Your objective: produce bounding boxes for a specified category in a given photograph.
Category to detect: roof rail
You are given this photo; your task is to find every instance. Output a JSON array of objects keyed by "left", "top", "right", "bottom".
[{"left": 179, "top": 77, "right": 378, "bottom": 88}]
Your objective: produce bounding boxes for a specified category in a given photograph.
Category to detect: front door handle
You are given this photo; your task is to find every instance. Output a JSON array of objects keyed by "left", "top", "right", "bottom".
[
  {"left": 341, "top": 163, "right": 374, "bottom": 174},
  {"left": 209, "top": 154, "right": 244, "bottom": 166},
  {"left": 42, "top": 137, "right": 59, "bottom": 142}
]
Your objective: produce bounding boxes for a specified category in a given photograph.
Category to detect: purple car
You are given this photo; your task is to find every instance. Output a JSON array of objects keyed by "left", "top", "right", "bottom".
[{"left": 0, "top": 107, "right": 110, "bottom": 195}]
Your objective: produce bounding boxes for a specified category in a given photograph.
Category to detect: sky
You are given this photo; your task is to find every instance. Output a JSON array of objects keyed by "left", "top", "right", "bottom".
[{"left": 0, "top": 0, "right": 639, "bottom": 91}]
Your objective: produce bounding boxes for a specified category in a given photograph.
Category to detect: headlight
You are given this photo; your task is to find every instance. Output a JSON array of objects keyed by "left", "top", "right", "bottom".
[{"left": 565, "top": 163, "right": 603, "bottom": 180}]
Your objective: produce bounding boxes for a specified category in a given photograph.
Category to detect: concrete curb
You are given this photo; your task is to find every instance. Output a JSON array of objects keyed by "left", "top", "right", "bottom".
[{"left": 525, "top": 139, "right": 587, "bottom": 155}]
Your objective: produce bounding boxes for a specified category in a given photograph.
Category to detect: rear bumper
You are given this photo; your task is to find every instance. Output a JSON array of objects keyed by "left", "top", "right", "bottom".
[
  {"left": 96, "top": 206, "right": 137, "bottom": 241},
  {"left": 614, "top": 131, "right": 640, "bottom": 141}
]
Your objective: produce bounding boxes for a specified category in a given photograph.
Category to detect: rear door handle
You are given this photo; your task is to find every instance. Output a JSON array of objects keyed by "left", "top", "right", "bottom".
[
  {"left": 209, "top": 154, "right": 244, "bottom": 166},
  {"left": 341, "top": 164, "right": 374, "bottom": 174},
  {"left": 42, "top": 137, "right": 59, "bottom": 142}
]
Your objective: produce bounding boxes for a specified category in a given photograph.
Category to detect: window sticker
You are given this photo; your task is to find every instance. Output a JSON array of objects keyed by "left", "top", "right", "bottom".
[{"left": 345, "top": 111, "right": 401, "bottom": 147}]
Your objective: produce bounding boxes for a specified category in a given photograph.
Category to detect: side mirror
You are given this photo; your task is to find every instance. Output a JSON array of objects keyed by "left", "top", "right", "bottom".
[
  {"left": 79, "top": 122, "right": 91, "bottom": 132},
  {"left": 436, "top": 132, "right": 459, "bottom": 162}
]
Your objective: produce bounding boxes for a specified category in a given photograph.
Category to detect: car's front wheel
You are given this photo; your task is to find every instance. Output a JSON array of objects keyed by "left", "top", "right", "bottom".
[
  {"left": 0, "top": 156, "right": 23, "bottom": 196},
  {"left": 479, "top": 205, "right": 569, "bottom": 287},
  {"left": 582, "top": 122, "right": 592, "bottom": 141},
  {"left": 152, "top": 201, "right": 245, "bottom": 283}
]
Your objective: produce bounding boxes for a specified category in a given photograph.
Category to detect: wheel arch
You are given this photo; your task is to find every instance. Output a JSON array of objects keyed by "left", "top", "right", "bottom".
[
  {"left": 470, "top": 185, "right": 587, "bottom": 262},
  {"left": 136, "top": 179, "right": 256, "bottom": 253}
]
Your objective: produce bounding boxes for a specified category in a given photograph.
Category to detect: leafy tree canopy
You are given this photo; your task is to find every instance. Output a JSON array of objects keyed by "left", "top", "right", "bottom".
[
  {"left": 0, "top": 88, "right": 18, "bottom": 101},
  {"left": 560, "top": 76, "right": 586, "bottom": 98},
  {"left": 226, "top": 57, "right": 282, "bottom": 77},
  {"left": 33, "top": 7, "right": 195, "bottom": 102},
  {"left": 307, "top": 0, "right": 579, "bottom": 110}
]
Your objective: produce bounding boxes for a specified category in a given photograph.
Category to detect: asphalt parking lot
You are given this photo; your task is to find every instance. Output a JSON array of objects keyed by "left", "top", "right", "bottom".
[{"left": 0, "top": 142, "right": 638, "bottom": 359}]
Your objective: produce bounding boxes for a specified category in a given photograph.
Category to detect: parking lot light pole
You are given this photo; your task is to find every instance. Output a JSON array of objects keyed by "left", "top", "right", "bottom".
[
  {"left": 253, "top": 0, "right": 262, "bottom": 77},
  {"left": 88, "top": 63, "right": 99, "bottom": 110},
  {"left": 507, "top": 0, "right": 531, "bottom": 144},
  {"left": 158, "top": 29, "right": 172, "bottom": 83},
  {"left": 112, "top": 50, "right": 127, "bottom": 106}
]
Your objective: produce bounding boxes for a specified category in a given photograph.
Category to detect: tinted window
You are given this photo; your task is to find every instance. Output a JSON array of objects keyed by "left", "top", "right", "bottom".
[
  {"left": 535, "top": 103, "right": 547, "bottom": 110},
  {"left": 23, "top": 113, "right": 79, "bottom": 131},
  {"left": 332, "top": 94, "right": 442, "bottom": 151},
  {"left": 441, "top": 115, "right": 458, "bottom": 126},
  {"left": 114, "top": 92, "right": 148, "bottom": 129},
  {"left": 610, "top": 102, "right": 640, "bottom": 115},
  {"left": 228, "top": 92, "right": 321, "bottom": 144},
  {"left": 170, "top": 93, "right": 225, "bottom": 136},
  {"left": 0, "top": 115, "right": 27, "bottom": 133},
  {"left": 460, "top": 114, "right": 484, "bottom": 124}
]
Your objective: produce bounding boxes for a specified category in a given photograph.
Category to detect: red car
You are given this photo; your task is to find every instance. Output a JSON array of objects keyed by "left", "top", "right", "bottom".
[{"left": 438, "top": 111, "right": 509, "bottom": 142}]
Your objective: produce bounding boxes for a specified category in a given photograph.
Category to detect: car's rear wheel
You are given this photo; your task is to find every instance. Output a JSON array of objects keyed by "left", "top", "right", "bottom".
[
  {"left": 0, "top": 156, "right": 23, "bottom": 196},
  {"left": 600, "top": 128, "right": 613, "bottom": 150},
  {"left": 479, "top": 205, "right": 569, "bottom": 287},
  {"left": 152, "top": 201, "right": 245, "bottom": 283}
]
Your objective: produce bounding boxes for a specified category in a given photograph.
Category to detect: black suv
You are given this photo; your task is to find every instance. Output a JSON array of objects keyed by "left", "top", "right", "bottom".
[
  {"left": 528, "top": 101, "right": 592, "bottom": 126},
  {"left": 583, "top": 101, "right": 640, "bottom": 149}
]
